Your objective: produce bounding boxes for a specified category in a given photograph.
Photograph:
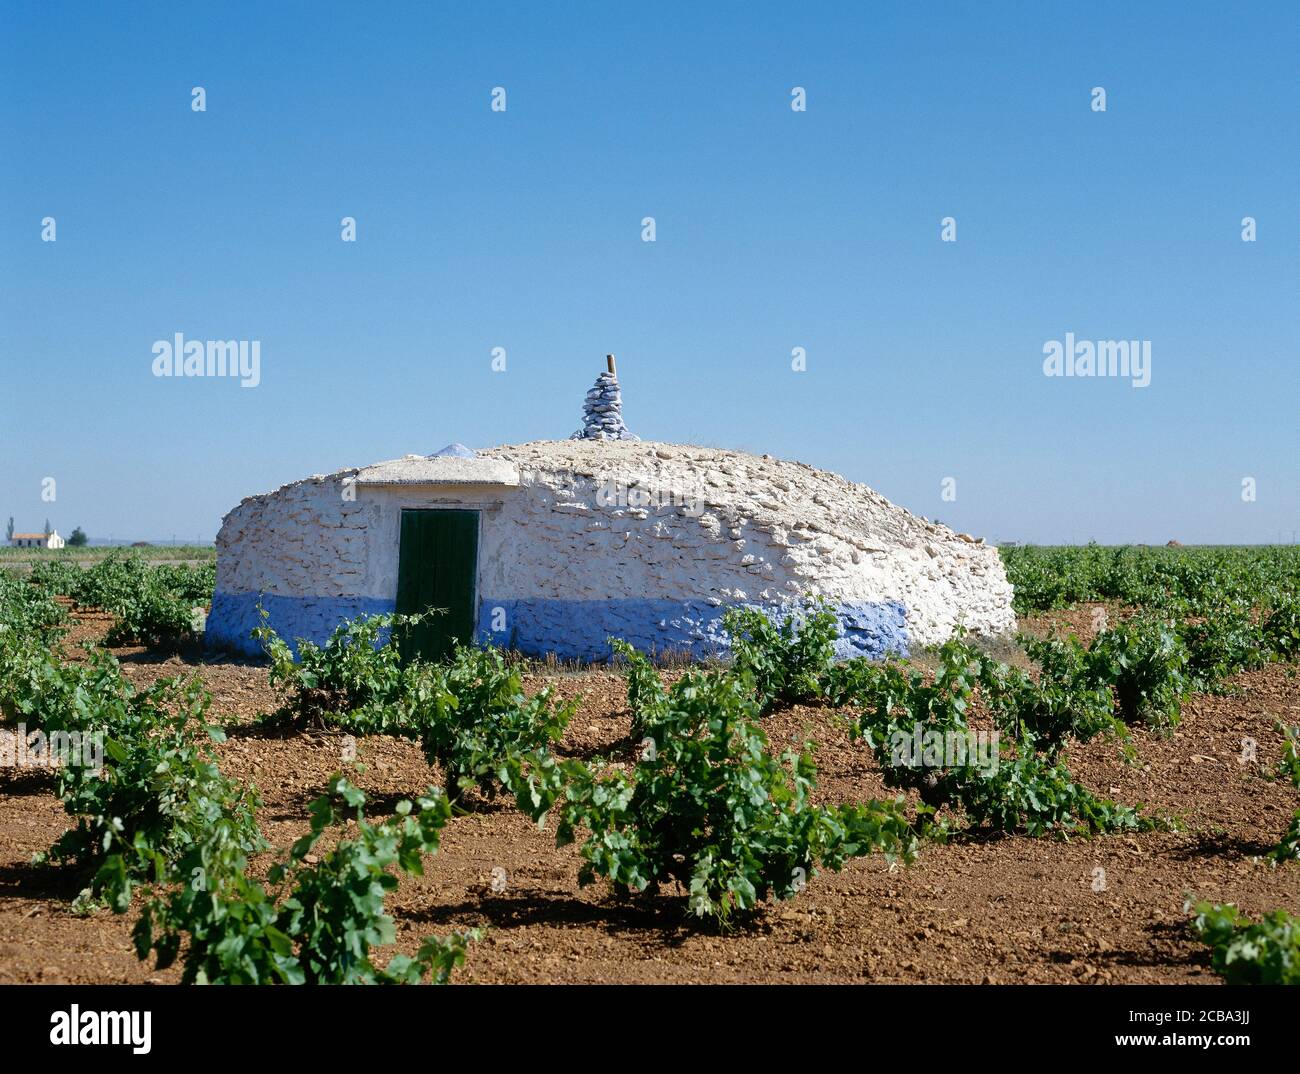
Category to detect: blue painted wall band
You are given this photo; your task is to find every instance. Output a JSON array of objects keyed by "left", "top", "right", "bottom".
[
  {"left": 476, "top": 597, "right": 908, "bottom": 661},
  {"left": 206, "top": 592, "right": 397, "bottom": 656},
  {"left": 206, "top": 590, "right": 909, "bottom": 661}
]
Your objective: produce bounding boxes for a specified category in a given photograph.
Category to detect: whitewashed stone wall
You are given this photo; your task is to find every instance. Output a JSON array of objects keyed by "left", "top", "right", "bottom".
[{"left": 207, "top": 440, "right": 1016, "bottom": 659}]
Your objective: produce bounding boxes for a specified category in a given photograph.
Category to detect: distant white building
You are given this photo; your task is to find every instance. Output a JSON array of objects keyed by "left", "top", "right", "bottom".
[{"left": 10, "top": 530, "right": 64, "bottom": 549}]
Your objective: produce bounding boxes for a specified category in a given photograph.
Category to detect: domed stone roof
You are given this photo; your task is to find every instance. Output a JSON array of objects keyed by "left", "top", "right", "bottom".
[{"left": 472, "top": 440, "right": 1015, "bottom": 647}]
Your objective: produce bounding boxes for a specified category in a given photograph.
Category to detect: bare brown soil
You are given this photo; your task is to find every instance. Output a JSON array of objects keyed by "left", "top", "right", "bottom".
[{"left": 2, "top": 607, "right": 1298, "bottom": 985}]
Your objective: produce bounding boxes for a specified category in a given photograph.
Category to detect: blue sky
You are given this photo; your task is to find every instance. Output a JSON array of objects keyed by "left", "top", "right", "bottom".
[{"left": 2, "top": 1, "right": 1297, "bottom": 545}]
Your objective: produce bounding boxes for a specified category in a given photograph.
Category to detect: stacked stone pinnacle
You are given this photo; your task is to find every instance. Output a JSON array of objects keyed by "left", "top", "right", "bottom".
[{"left": 571, "top": 359, "right": 639, "bottom": 441}]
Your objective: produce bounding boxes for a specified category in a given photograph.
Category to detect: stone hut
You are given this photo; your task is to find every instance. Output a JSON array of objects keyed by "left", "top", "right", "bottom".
[{"left": 206, "top": 362, "right": 1015, "bottom": 661}]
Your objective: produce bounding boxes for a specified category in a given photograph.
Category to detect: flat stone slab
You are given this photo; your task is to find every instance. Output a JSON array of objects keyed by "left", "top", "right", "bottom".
[{"left": 354, "top": 454, "right": 520, "bottom": 487}]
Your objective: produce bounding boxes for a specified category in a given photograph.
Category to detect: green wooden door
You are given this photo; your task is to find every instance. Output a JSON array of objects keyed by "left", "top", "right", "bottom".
[{"left": 395, "top": 509, "right": 479, "bottom": 663}]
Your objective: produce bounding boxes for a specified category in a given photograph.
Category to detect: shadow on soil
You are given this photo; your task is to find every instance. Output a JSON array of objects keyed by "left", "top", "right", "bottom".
[
  {"left": 114, "top": 644, "right": 268, "bottom": 670},
  {"left": 1047, "top": 919, "right": 1207, "bottom": 976},
  {"left": 404, "top": 890, "right": 697, "bottom": 942},
  {"left": 1168, "top": 830, "right": 1280, "bottom": 860},
  {"left": 0, "top": 769, "right": 59, "bottom": 796},
  {"left": 259, "top": 784, "right": 522, "bottom": 823},
  {"left": 0, "top": 860, "right": 89, "bottom": 904}
]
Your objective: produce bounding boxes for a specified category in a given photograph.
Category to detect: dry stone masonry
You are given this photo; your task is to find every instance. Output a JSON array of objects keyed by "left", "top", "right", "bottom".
[
  {"left": 206, "top": 440, "right": 1016, "bottom": 662},
  {"left": 571, "top": 358, "right": 637, "bottom": 441}
]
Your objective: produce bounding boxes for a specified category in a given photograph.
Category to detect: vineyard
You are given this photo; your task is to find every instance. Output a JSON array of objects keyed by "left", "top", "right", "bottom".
[{"left": 1, "top": 546, "right": 1298, "bottom": 984}]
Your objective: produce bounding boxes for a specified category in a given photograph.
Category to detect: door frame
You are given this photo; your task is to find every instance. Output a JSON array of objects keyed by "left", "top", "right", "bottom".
[{"left": 395, "top": 505, "right": 484, "bottom": 653}]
